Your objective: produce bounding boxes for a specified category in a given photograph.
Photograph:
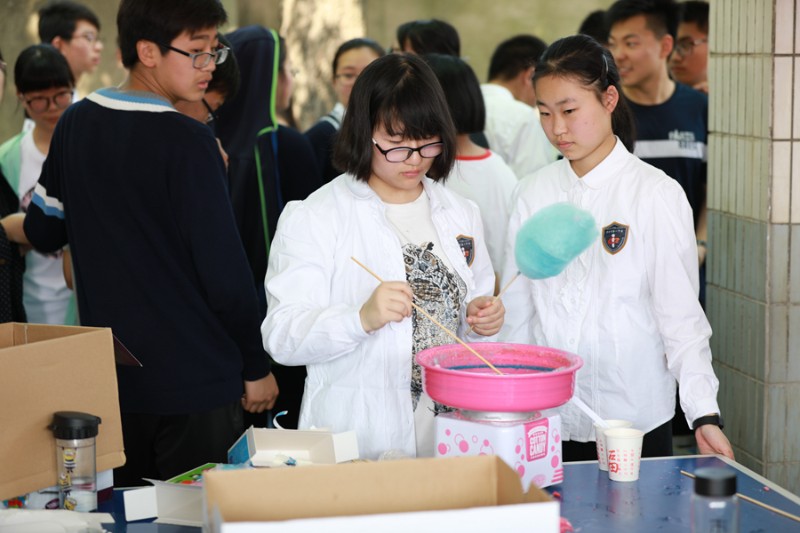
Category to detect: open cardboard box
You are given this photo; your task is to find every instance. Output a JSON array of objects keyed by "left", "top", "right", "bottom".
[
  {"left": 203, "top": 455, "right": 559, "bottom": 532},
  {"left": 228, "top": 426, "right": 359, "bottom": 467},
  {"left": 0, "top": 323, "right": 126, "bottom": 502},
  {"left": 124, "top": 427, "right": 359, "bottom": 526}
]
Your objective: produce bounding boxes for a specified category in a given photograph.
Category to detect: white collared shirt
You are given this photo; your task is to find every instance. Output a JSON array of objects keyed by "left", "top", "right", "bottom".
[
  {"left": 500, "top": 139, "right": 720, "bottom": 442},
  {"left": 480, "top": 83, "right": 557, "bottom": 179}
]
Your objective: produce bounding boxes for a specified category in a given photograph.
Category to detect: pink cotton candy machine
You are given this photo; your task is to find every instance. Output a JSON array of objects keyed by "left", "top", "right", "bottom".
[{"left": 415, "top": 342, "right": 583, "bottom": 413}]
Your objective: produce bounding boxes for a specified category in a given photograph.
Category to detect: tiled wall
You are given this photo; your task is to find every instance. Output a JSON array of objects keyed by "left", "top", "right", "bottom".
[{"left": 707, "top": 0, "right": 800, "bottom": 494}]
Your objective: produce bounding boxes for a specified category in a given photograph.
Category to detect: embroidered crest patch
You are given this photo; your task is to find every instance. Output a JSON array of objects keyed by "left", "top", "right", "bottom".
[
  {"left": 602, "top": 222, "right": 629, "bottom": 255},
  {"left": 456, "top": 235, "right": 475, "bottom": 266}
]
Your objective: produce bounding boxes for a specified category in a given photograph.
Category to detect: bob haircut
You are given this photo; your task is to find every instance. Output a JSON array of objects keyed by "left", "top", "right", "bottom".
[
  {"left": 38, "top": 0, "right": 101, "bottom": 43},
  {"left": 333, "top": 53, "right": 456, "bottom": 182},
  {"left": 423, "top": 53, "right": 485, "bottom": 135},
  {"left": 117, "top": 0, "right": 227, "bottom": 69},
  {"left": 14, "top": 44, "right": 74, "bottom": 94},
  {"left": 534, "top": 34, "right": 636, "bottom": 152},
  {"left": 332, "top": 37, "right": 385, "bottom": 75}
]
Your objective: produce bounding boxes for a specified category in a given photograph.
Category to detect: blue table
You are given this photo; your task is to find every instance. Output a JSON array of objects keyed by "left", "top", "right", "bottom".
[
  {"left": 550, "top": 455, "right": 800, "bottom": 532},
  {"left": 100, "top": 455, "right": 800, "bottom": 532}
]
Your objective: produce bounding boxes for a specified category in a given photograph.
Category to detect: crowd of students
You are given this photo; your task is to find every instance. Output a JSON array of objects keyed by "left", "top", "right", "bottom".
[{"left": 1, "top": 0, "right": 730, "bottom": 487}]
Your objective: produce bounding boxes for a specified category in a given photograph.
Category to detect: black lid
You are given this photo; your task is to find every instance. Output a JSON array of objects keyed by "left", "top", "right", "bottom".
[
  {"left": 49, "top": 411, "right": 102, "bottom": 440},
  {"left": 694, "top": 467, "right": 737, "bottom": 497}
]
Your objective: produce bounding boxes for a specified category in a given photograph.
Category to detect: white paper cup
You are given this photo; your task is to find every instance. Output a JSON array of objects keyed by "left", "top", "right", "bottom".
[
  {"left": 594, "top": 419, "right": 634, "bottom": 471},
  {"left": 604, "top": 427, "right": 644, "bottom": 482}
]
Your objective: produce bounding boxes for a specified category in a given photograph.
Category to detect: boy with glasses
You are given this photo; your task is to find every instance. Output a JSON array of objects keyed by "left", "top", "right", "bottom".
[
  {"left": 24, "top": 0, "right": 278, "bottom": 487},
  {"left": 38, "top": 0, "right": 104, "bottom": 90},
  {"left": 669, "top": 1, "right": 709, "bottom": 93}
]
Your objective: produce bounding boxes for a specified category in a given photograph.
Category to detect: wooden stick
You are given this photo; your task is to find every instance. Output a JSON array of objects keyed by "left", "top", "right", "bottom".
[
  {"left": 680, "top": 470, "right": 800, "bottom": 523},
  {"left": 351, "top": 257, "right": 504, "bottom": 375},
  {"left": 464, "top": 271, "right": 520, "bottom": 335}
]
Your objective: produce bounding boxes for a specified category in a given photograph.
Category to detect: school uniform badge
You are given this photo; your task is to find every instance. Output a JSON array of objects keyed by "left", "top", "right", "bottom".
[
  {"left": 602, "top": 222, "right": 629, "bottom": 254},
  {"left": 456, "top": 235, "right": 475, "bottom": 266}
]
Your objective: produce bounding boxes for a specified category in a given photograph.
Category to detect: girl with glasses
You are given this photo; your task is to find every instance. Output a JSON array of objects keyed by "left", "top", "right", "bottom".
[
  {"left": 0, "top": 44, "right": 76, "bottom": 326},
  {"left": 262, "top": 53, "right": 504, "bottom": 460}
]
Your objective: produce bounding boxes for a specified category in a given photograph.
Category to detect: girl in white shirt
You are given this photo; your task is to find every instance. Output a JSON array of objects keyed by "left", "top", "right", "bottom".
[
  {"left": 500, "top": 35, "right": 733, "bottom": 461},
  {"left": 262, "top": 53, "right": 504, "bottom": 459}
]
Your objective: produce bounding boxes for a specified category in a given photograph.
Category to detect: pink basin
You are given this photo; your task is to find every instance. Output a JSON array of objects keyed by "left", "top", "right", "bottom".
[{"left": 415, "top": 342, "right": 583, "bottom": 412}]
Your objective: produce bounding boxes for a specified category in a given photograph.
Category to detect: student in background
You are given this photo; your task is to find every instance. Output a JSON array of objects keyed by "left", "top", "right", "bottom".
[
  {"left": 262, "top": 53, "right": 504, "bottom": 459},
  {"left": 481, "top": 35, "right": 557, "bottom": 179},
  {"left": 578, "top": 10, "right": 609, "bottom": 45},
  {"left": 424, "top": 53, "right": 517, "bottom": 287},
  {"left": 305, "top": 38, "right": 384, "bottom": 183},
  {"left": 0, "top": 45, "right": 75, "bottom": 325},
  {"left": 669, "top": 1, "right": 709, "bottom": 93},
  {"left": 216, "top": 26, "right": 321, "bottom": 430},
  {"left": 37, "top": 0, "right": 103, "bottom": 94},
  {"left": 394, "top": 19, "right": 460, "bottom": 56},
  {"left": 0, "top": 47, "right": 28, "bottom": 323},
  {"left": 500, "top": 34, "right": 732, "bottom": 462},
  {"left": 23, "top": 0, "right": 277, "bottom": 486}
]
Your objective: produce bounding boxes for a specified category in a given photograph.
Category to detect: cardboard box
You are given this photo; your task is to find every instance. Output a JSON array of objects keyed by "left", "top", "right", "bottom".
[
  {"left": 435, "top": 411, "right": 563, "bottom": 489},
  {"left": 0, "top": 323, "right": 125, "bottom": 502},
  {"left": 227, "top": 426, "right": 359, "bottom": 467},
  {"left": 123, "top": 463, "right": 219, "bottom": 527},
  {"left": 203, "top": 455, "right": 560, "bottom": 532}
]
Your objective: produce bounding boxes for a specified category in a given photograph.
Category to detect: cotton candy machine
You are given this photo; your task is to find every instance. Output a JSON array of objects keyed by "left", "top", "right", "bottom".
[{"left": 416, "top": 342, "right": 583, "bottom": 488}]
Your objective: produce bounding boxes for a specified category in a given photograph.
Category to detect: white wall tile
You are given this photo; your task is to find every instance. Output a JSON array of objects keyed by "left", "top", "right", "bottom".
[
  {"left": 776, "top": 0, "right": 795, "bottom": 53},
  {"left": 795, "top": 58, "right": 800, "bottom": 139},
  {"left": 774, "top": 57, "right": 793, "bottom": 139}
]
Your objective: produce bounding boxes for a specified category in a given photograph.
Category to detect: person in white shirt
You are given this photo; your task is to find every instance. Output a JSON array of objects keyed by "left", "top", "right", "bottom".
[
  {"left": 262, "top": 53, "right": 504, "bottom": 460},
  {"left": 424, "top": 53, "right": 517, "bottom": 290},
  {"left": 500, "top": 34, "right": 733, "bottom": 461},
  {"left": 481, "top": 35, "right": 558, "bottom": 179}
]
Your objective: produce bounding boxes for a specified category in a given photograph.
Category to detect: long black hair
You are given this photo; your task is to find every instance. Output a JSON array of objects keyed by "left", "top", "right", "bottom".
[{"left": 533, "top": 34, "right": 636, "bottom": 151}]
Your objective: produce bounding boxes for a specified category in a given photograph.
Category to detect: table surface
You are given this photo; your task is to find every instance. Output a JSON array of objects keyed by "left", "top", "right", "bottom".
[
  {"left": 549, "top": 455, "right": 800, "bottom": 532},
  {"left": 100, "top": 455, "right": 800, "bottom": 532}
]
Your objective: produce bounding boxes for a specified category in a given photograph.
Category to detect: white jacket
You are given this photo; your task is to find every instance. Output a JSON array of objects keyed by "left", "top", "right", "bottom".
[
  {"left": 500, "top": 139, "right": 720, "bottom": 442},
  {"left": 262, "top": 174, "right": 496, "bottom": 459}
]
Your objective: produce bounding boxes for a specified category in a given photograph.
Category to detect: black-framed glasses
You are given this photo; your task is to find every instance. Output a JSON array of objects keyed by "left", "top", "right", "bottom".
[
  {"left": 161, "top": 43, "right": 229, "bottom": 69},
  {"left": 372, "top": 138, "right": 444, "bottom": 163},
  {"left": 202, "top": 98, "right": 218, "bottom": 125},
  {"left": 674, "top": 37, "right": 708, "bottom": 57},
  {"left": 23, "top": 90, "right": 73, "bottom": 113}
]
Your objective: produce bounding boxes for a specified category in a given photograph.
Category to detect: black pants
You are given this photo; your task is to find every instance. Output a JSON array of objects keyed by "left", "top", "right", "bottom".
[
  {"left": 562, "top": 419, "right": 674, "bottom": 462},
  {"left": 114, "top": 400, "right": 244, "bottom": 487}
]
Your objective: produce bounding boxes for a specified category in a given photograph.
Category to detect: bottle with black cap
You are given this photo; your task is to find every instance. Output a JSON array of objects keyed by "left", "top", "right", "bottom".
[
  {"left": 50, "top": 411, "right": 102, "bottom": 512},
  {"left": 691, "top": 467, "right": 739, "bottom": 532}
]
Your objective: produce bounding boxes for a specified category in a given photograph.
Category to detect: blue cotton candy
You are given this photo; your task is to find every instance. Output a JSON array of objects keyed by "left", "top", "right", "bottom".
[{"left": 515, "top": 202, "right": 598, "bottom": 279}]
